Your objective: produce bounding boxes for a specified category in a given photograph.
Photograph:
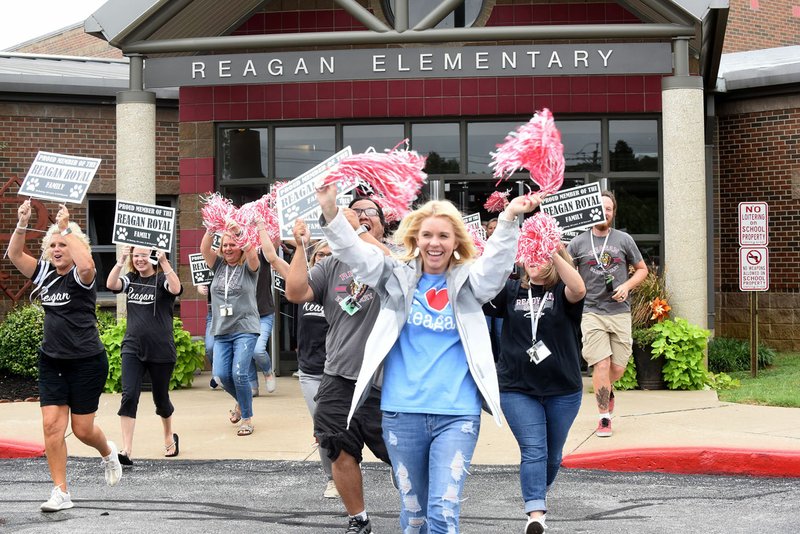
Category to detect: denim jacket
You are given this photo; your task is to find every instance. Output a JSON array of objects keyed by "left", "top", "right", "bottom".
[{"left": 322, "top": 210, "right": 520, "bottom": 428}]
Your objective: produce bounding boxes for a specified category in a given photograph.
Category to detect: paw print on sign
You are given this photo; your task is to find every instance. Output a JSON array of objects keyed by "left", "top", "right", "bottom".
[
  {"left": 589, "top": 208, "right": 602, "bottom": 221},
  {"left": 68, "top": 185, "right": 82, "bottom": 198},
  {"left": 26, "top": 178, "right": 40, "bottom": 191},
  {"left": 116, "top": 227, "right": 128, "bottom": 241},
  {"left": 156, "top": 234, "right": 169, "bottom": 248},
  {"left": 285, "top": 205, "right": 300, "bottom": 222},
  {"left": 194, "top": 272, "right": 205, "bottom": 283}
]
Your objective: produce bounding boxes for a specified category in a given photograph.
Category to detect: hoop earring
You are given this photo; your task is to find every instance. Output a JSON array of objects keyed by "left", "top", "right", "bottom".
[
  {"left": 413, "top": 247, "right": 420, "bottom": 258},
  {"left": 453, "top": 250, "right": 461, "bottom": 261}
]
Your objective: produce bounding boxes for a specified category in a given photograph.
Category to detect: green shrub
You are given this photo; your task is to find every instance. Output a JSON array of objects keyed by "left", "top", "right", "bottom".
[
  {"left": 650, "top": 318, "right": 711, "bottom": 390},
  {"left": 96, "top": 307, "right": 117, "bottom": 337},
  {"left": 101, "top": 317, "right": 205, "bottom": 393},
  {"left": 0, "top": 304, "right": 44, "bottom": 378},
  {"left": 708, "top": 337, "right": 775, "bottom": 373}
]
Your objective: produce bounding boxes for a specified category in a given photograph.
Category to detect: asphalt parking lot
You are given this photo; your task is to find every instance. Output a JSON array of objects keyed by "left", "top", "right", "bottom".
[{"left": 1, "top": 457, "right": 798, "bottom": 533}]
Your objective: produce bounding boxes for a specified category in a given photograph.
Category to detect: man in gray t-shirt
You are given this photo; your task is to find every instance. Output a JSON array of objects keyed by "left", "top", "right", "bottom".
[
  {"left": 285, "top": 196, "right": 392, "bottom": 534},
  {"left": 567, "top": 191, "right": 647, "bottom": 438}
]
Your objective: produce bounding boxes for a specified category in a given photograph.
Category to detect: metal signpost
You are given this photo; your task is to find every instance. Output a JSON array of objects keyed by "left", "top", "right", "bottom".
[{"left": 738, "top": 202, "right": 769, "bottom": 377}]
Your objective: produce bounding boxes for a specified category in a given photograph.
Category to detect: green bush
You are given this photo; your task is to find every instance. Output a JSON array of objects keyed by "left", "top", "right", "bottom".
[
  {"left": 101, "top": 317, "right": 205, "bottom": 393},
  {"left": 0, "top": 304, "right": 44, "bottom": 378},
  {"left": 650, "top": 317, "right": 711, "bottom": 390},
  {"left": 708, "top": 337, "right": 775, "bottom": 373}
]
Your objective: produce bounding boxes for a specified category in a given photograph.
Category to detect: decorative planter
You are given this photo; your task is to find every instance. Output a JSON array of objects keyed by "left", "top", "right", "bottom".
[{"left": 632, "top": 341, "right": 666, "bottom": 390}]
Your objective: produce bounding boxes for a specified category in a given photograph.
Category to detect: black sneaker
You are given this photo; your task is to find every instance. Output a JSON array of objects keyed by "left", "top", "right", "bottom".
[{"left": 345, "top": 516, "right": 372, "bottom": 534}]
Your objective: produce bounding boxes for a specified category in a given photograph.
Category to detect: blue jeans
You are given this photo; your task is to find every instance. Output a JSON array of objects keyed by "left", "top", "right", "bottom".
[
  {"left": 249, "top": 313, "right": 275, "bottom": 389},
  {"left": 382, "top": 412, "right": 481, "bottom": 534},
  {"left": 213, "top": 332, "right": 258, "bottom": 420},
  {"left": 204, "top": 308, "right": 214, "bottom": 367},
  {"left": 500, "top": 390, "right": 582, "bottom": 514}
]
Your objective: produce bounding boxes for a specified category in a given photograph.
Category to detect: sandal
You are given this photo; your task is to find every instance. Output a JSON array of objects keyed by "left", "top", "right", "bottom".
[
  {"left": 165, "top": 433, "right": 179, "bottom": 458},
  {"left": 237, "top": 423, "right": 254, "bottom": 436},
  {"left": 118, "top": 450, "right": 134, "bottom": 467},
  {"left": 229, "top": 406, "right": 241, "bottom": 424}
]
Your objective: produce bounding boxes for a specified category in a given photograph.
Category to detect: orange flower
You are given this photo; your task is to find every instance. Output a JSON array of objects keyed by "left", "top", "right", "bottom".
[{"left": 650, "top": 297, "right": 671, "bottom": 322}]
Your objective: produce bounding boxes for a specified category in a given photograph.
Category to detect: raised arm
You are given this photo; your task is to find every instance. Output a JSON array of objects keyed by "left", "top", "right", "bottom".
[
  {"left": 257, "top": 220, "right": 290, "bottom": 278},
  {"left": 8, "top": 200, "right": 38, "bottom": 278},
  {"left": 57, "top": 205, "right": 95, "bottom": 286},
  {"left": 106, "top": 246, "right": 131, "bottom": 292},
  {"left": 158, "top": 250, "right": 182, "bottom": 295},
  {"left": 284, "top": 218, "right": 315, "bottom": 303},
  {"left": 553, "top": 248, "right": 586, "bottom": 304},
  {"left": 200, "top": 228, "right": 217, "bottom": 269}
]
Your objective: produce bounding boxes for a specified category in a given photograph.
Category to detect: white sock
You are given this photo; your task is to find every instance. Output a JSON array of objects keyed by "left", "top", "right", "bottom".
[
  {"left": 351, "top": 510, "right": 368, "bottom": 521},
  {"left": 599, "top": 412, "right": 610, "bottom": 420}
]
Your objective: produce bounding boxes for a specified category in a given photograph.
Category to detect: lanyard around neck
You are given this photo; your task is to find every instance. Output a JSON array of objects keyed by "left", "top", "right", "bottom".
[
  {"left": 224, "top": 264, "right": 239, "bottom": 303},
  {"left": 591, "top": 230, "right": 610, "bottom": 271},
  {"left": 527, "top": 287, "right": 550, "bottom": 342}
]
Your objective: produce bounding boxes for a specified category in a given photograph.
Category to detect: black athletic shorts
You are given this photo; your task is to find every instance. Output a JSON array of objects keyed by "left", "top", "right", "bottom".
[
  {"left": 38, "top": 350, "right": 108, "bottom": 415},
  {"left": 313, "top": 374, "right": 390, "bottom": 465}
]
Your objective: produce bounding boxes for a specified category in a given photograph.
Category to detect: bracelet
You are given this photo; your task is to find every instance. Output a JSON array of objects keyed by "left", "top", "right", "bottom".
[
  {"left": 163, "top": 270, "right": 174, "bottom": 276},
  {"left": 115, "top": 263, "right": 124, "bottom": 268},
  {"left": 16, "top": 224, "right": 27, "bottom": 230},
  {"left": 14, "top": 227, "right": 26, "bottom": 234}
]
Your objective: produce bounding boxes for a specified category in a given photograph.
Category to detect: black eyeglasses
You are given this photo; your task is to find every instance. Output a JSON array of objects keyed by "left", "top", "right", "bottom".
[
  {"left": 353, "top": 208, "right": 379, "bottom": 217},
  {"left": 315, "top": 252, "right": 332, "bottom": 259}
]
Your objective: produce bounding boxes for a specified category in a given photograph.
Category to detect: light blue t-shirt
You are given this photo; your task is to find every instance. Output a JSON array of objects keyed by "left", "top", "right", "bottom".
[{"left": 381, "top": 272, "right": 481, "bottom": 415}]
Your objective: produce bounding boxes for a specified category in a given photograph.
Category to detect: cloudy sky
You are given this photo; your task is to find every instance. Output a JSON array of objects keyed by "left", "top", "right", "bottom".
[{"left": 0, "top": 0, "right": 107, "bottom": 51}]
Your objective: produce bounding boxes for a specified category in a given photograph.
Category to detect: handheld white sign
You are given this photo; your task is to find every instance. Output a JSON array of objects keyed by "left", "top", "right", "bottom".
[
  {"left": 462, "top": 213, "right": 482, "bottom": 231},
  {"left": 112, "top": 200, "right": 176, "bottom": 251},
  {"left": 272, "top": 270, "right": 285, "bottom": 294},
  {"left": 20, "top": 151, "right": 101, "bottom": 204},
  {"left": 540, "top": 182, "right": 604, "bottom": 232},
  {"left": 276, "top": 146, "right": 355, "bottom": 240},
  {"left": 188, "top": 253, "right": 213, "bottom": 286}
]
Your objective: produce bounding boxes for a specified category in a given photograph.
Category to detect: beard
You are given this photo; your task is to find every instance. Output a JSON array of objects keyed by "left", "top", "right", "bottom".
[{"left": 594, "top": 221, "right": 610, "bottom": 231}]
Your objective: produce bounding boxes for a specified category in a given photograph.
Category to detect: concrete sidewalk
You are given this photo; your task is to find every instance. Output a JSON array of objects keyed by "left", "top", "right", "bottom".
[{"left": 2, "top": 375, "right": 799, "bottom": 476}]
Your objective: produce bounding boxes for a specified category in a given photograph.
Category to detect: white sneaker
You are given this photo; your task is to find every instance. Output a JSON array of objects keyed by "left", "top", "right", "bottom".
[
  {"left": 102, "top": 440, "right": 123, "bottom": 486},
  {"left": 41, "top": 486, "right": 74, "bottom": 512},
  {"left": 264, "top": 373, "right": 277, "bottom": 393},
  {"left": 525, "top": 515, "right": 547, "bottom": 534},
  {"left": 323, "top": 479, "right": 340, "bottom": 499}
]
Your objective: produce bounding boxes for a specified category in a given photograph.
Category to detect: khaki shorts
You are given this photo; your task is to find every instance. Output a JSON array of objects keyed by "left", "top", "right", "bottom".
[{"left": 581, "top": 313, "right": 632, "bottom": 368}]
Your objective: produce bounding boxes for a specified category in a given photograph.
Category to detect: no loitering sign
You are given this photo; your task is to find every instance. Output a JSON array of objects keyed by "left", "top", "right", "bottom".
[{"left": 738, "top": 202, "right": 768, "bottom": 246}]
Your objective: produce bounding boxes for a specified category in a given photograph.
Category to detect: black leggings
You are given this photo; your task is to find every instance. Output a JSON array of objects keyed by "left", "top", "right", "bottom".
[{"left": 117, "top": 354, "right": 175, "bottom": 419}]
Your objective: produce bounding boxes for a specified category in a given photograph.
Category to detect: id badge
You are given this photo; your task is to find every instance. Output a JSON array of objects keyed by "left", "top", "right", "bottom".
[
  {"left": 527, "top": 340, "right": 552, "bottom": 364},
  {"left": 339, "top": 295, "right": 362, "bottom": 316},
  {"left": 219, "top": 304, "right": 234, "bottom": 317}
]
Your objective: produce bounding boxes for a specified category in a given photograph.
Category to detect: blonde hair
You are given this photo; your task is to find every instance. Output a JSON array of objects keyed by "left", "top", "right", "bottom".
[
  {"left": 394, "top": 200, "right": 476, "bottom": 265},
  {"left": 522, "top": 248, "right": 573, "bottom": 290},
  {"left": 217, "top": 232, "right": 246, "bottom": 266},
  {"left": 41, "top": 222, "right": 91, "bottom": 261},
  {"left": 309, "top": 240, "right": 330, "bottom": 268},
  {"left": 125, "top": 246, "right": 157, "bottom": 273}
]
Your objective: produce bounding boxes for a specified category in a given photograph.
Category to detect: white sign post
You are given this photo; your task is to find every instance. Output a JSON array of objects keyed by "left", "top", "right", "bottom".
[{"left": 737, "top": 201, "right": 769, "bottom": 378}]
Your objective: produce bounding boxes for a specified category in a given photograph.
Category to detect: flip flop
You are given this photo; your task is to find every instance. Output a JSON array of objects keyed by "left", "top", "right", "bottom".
[
  {"left": 237, "top": 423, "right": 254, "bottom": 436},
  {"left": 165, "top": 433, "right": 180, "bottom": 458},
  {"left": 229, "top": 406, "right": 241, "bottom": 424},
  {"left": 118, "top": 450, "right": 134, "bottom": 467}
]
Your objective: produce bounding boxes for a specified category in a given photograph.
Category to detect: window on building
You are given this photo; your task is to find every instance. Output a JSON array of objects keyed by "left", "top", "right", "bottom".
[
  {"left": 275, "top": 126, "right": 335, "bottom": 180},
  {"left": 411, "top": 122, "right": 460, "bottom": 174},
  {"left": 342, "top": 124, "right": 405, "bottom": 153},
  {"left": 558, "top": 120, "right": 602, "bottom": 172},
  {"left": 609, "top": 120, "right": 659, "bottom": 172},
  {"left": 467, "top": 121, "right": 519, "bottom": 174},
  {"left": 88, "top": 196, "right": 177, "bottom": 295},
  {"left": 220, "top": 127, "right": 268, "bottom": 180}
]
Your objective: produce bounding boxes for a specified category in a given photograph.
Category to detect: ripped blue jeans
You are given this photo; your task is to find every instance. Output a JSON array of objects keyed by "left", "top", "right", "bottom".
[
  {"left": 212, "top": 332, "right": 258, "bottom": 420},
  {"left": 382, "top": 412, "right": 481, "bottom": 534}
]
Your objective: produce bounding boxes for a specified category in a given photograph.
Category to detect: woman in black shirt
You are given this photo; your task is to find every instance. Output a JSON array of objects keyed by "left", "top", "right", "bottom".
[
  {"left": 107, "top": 246, "right": 183, "bottom": 464},
  {"left": 8, "top": 200, "right": 122, "bottom": 512}
]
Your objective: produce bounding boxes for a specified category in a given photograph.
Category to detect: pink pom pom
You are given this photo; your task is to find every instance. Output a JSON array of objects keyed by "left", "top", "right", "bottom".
[
  {"left": 368, "top": 196, "right": 402, "bottom": 224},
  {"left": 484, "top": 190, "right": 510, "bottom": 213},
  {"left": 466, "top": 225, "right": 486, "bottom": 257},
  {"left": 201, "top": 192, "right": 235, "bottom": 234},
  {"left": 490, "top": 108, "right": 565, "bottom": 195},
  {"left": 516, "top": 212, "right": 563, "bottom": 268},
  {"left": 320, "top": 140, "right": 427, "bottom": 219}
]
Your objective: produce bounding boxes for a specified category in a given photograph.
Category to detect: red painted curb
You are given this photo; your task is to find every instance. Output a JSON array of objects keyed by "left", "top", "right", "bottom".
[
  {"left": 0, "top": 439, "right": 45, "bottom": 459},
  {"left": 562, "top": 447, "right": 800, "bottom": 478}
]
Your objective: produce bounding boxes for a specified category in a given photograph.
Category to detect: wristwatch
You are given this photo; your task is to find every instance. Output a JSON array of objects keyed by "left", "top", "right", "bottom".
[
  {"left": 60, "top": 227, "right": 72, "bottom": 236},
  {"left": 356, "top": 225, "right": 369, "bottom": 236}
]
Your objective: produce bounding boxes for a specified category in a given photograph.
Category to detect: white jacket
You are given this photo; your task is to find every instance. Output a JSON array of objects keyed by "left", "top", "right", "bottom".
[{"left": 322, "top": 210, "right": 520, "bottom": 428}]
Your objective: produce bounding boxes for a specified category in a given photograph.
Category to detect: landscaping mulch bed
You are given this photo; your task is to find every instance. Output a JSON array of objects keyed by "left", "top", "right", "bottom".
[{"left": 0, "top": 372, "right": 39, "bottom": 403}]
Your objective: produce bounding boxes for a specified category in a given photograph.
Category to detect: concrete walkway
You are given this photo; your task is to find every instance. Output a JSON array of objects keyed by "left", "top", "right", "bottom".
[{"left": 2, "top": 375, "right": 799, "bottom": 476}]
